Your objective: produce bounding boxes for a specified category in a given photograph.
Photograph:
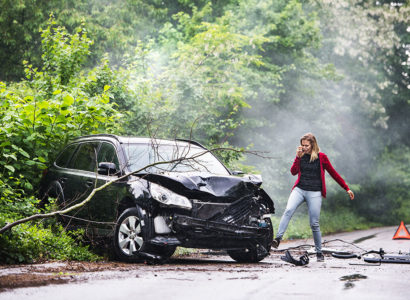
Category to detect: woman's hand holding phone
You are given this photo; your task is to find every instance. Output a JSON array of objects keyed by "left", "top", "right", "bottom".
[{"left": 296, "top": 146, "right": 303, "bottom": 158}]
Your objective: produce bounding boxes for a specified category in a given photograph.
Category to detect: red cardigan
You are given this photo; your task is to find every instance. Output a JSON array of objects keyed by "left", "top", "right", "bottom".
[{"left": 290, "top": 152, "right": 349, "bottom": 198}]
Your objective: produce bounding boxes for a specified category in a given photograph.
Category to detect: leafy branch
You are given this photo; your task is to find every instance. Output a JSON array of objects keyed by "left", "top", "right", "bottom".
[{"left": 0, "top": 146, "right": 271, "bottom": 234}]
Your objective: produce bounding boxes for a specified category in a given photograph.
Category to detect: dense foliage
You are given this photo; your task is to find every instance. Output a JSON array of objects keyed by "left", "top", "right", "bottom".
[
  {"left": 0, "top": 18, "right": 121, "bottom": 262},
  {"left": 0, "top": 0, "right": 409, "bottom": 261}
]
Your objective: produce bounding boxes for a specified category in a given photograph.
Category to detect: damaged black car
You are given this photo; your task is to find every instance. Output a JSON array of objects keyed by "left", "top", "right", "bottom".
[{"left": 39, "top": 134, "right": 275, "bottom": 263}]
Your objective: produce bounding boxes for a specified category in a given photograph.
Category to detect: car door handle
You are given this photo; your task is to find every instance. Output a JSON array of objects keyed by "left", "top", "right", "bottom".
[{"left": 85, "top": 180, "right": 94, "bottom": 187}]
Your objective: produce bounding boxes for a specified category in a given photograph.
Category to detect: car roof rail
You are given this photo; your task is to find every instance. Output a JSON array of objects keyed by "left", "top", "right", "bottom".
[
  {"left": 73, "top": 134, "right": 120, "bottom": 141},
  {"left": 175, "top": 138, "right": 208, "bottom": 150}
]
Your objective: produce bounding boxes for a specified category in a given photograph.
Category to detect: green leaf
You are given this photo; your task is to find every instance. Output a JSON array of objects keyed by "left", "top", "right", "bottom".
[
  {"left": 5, "top": 165, "right": 15, "bottom": 173},
  {"left": 18, "top": 148, "right": 30, "bottom": 158},
  {"left": 37, "top": 156, "right": 47, "bottom": 163},
  {"left": 24, "top": 182, "right": 33, "bottom": 190},
  {"left": 62, "top": 94, "right": 75, "bottom": 107},
  {"left": 3, "top": 153, "right": 18, "bottom": 161},
  {"left": 0, "top": 141, "right": 11, "bottom": 147}
]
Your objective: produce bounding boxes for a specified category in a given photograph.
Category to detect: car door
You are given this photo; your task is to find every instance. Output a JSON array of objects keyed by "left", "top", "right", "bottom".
[
  {"left": 89, "top": 141, "right": 128, "bottom": 236},
  {"left": 64, "top": 141, "right": 101, "bottom": 222},
  {"left": 50, "top": 142, "right": 79, "bottom": 206}
]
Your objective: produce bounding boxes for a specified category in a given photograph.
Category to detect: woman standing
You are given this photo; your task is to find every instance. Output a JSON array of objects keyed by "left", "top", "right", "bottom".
[{"left": 272, "top": 133, "right": 354, "bottom": 261}]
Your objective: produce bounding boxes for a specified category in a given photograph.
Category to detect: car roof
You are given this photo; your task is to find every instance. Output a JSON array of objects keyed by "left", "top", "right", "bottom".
[{"left": 73, "top": 134, "right": 206, "bottom": 149}]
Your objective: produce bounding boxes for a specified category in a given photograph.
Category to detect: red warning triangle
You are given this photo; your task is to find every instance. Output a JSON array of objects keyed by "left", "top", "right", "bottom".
[{"left": 392, "top": 221, "right": 410, "bottom": 240}]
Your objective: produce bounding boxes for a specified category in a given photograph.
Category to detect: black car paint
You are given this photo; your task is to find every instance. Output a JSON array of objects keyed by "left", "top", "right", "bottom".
[{"left": 39, "top": 134, "right": 275, "bottom": 262}]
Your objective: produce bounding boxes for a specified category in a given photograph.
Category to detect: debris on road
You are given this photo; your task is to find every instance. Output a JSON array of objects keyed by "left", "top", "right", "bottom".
[{"left": 280, "top": 250, "right": 309, "bottom": 266}]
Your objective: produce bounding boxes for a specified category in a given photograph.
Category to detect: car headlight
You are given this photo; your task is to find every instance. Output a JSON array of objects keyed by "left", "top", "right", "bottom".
[{"left": 150, "top": 182, "right": 192, "bottom": 210}]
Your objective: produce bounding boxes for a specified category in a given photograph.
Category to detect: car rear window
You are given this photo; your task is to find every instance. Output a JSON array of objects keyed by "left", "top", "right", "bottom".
[
  {"left": 55, "top": 144, "right": 78, "bottom": 168},
  {"left": 71, "top": 142, "right": 100, "bottom": 172}
]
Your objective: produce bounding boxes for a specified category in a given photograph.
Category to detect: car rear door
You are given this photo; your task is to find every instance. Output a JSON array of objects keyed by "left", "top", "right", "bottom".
[{"left": 63, "top": 141, "right": 101, "bottom": 222}]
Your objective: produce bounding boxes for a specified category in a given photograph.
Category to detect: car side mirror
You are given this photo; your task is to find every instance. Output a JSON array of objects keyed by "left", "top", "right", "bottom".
[
  {"left": 98, "top": 162, "right": 117, "bottom": 176},
  {"left": 231, "top": 170, "right": 245, "bottom": 176}
]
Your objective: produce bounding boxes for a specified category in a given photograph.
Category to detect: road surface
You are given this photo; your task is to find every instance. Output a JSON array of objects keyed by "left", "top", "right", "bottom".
[{"left": 1, "top": 226, "right": 409, "bottom": 300}]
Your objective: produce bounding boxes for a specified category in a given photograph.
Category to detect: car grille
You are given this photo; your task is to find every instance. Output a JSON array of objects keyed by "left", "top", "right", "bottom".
[{"left": 209, "top": 196, "right": 256, "bottom": 225}]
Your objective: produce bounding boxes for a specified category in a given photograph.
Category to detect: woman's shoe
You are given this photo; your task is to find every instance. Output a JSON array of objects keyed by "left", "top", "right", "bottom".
[
  {"left": 317, "top": 252, "right": 325, "bottom": 262},
  {"left": 272, "top": 237, "right": 281, "bottom": 249}
]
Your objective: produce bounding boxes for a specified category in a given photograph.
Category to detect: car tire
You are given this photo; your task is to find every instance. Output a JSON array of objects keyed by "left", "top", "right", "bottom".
[
  {"left": 227, "top": 217, "right": 273, "bottom": 263},
  {"left": 151, "top": 244, "right": 177, "bottom": 258},
  {"left": 113, "top": 207, "right": 148, "bottom": 262},
  {"left": 39, "top": 182, "right": 64, "bottom": 208},
  {"left": 113, "top": 207, "right": 176, "bottom": 262}
]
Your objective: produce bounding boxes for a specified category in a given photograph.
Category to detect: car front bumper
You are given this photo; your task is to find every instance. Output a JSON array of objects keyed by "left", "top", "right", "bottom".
[{"left": 148, "top": 214, "right": 271, "bottom": 249}]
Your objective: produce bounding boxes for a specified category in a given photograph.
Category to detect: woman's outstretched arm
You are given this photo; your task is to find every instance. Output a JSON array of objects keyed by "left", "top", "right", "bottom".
[{"left": 322, "top": 153, "right": 354, "bottom": 200}]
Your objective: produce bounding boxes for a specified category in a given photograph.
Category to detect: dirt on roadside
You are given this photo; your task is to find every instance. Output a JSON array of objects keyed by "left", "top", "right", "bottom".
[
  {"left": 0, "top": 261, "right": 137, "bottom": 291},
  {"left": 0, "top": 251, "right": 232, "bottom": 291}
]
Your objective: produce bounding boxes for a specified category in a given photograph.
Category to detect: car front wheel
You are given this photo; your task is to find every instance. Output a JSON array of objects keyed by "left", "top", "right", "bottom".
[
  {"left": 227, "top": 217, "right": 273, "bottom": 263},
  {"left": 113, "top": 207, "right": 147, "bottom": 262},
  {"left": 113, "top": 207, "right": 176, "bottom": 262}
]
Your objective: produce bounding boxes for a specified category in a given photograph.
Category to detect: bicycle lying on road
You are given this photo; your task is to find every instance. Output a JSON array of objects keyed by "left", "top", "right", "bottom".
[{"left": 331, "top": 248, "right": 410, "bottom": 264}]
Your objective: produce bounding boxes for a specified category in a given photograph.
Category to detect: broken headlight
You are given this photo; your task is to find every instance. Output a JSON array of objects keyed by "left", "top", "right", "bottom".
[{"left": 150, "top": 182, "right": 192, "bottom": 210}]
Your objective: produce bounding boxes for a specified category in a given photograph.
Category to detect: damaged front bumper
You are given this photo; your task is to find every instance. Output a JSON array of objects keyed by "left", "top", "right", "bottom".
[
  {"left": 148, "top": 214, "right": 271, "bottom": 249},
  {"left": 173, "top": 214, "right": 270, "bottom": 238}
]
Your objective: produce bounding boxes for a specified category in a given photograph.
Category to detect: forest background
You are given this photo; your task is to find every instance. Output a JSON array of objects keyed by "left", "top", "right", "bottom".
[{"left": 0, "top": 0, "right": 409, "bottom": 263}]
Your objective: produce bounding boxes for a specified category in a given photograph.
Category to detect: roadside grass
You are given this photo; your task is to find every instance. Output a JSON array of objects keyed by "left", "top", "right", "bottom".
[
  {"left": 270, "top": 209, "right": 379, "bottom": 240},
  {"left": 174, "top": 247, "right": 202, "bottom": 257}
]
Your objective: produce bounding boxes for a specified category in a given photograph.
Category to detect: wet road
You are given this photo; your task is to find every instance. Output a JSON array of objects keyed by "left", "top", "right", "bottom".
[{"left": 1, "top": 226, "right": 409, "bottom": 300}]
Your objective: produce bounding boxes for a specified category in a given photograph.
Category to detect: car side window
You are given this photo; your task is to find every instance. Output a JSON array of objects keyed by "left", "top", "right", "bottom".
[
  {"left": 98, "top": 142, "right": 120, "bottom": 170},
  {"left": 72, "top": 142, "right": 100, "bottom": 172},
  {"left": 55, "top": 144, "right": 78, "bottom": 168}
]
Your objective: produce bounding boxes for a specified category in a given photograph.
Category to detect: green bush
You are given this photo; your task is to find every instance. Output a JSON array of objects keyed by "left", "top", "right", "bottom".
[
  {"left": 0, "top": 17, "right": 120, "bottom": 263},
  {"left": 0, "top": 17, "right": 122, "bottom": 193},
  {"left": 0, "top": 178, "right": 100, "bottom": 264},
  {"left": 0, "top": 217, "right": 99, "bottom": 264}
]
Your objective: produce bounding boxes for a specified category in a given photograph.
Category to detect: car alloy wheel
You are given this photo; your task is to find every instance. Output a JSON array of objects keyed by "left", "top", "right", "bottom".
[
  {"left": 118, "top": 215, "right": 144, "bottom": 255},
  {"left": 114, "top": 207, "right": 148, "bottom": 262}
]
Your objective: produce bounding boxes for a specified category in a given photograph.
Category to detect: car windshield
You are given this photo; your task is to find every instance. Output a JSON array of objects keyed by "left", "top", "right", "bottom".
[{"left": 122, "top": 142, "right": 230, "bottom": 175}]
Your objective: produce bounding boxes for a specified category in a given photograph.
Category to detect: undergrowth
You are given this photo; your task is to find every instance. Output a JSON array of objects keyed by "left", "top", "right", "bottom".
[
  {"left": 0, "top": 184, "right": 100, "bottom": 264},
  {"left": 0, "top": 216, "right": 101, "bottom": 264}
]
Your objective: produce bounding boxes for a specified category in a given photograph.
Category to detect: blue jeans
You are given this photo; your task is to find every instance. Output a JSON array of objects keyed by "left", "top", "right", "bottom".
[{"left": 276, "top": 187, "right": 323, "bottom": 253}]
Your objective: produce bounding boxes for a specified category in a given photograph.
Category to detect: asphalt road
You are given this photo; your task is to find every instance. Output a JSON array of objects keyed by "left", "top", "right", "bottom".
[{"left": 1, "top": 226, "right": 409, "bottom": 300}]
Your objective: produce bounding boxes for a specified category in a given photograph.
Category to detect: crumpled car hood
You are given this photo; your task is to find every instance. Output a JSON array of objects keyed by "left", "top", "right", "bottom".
[{"left": 136, "top": 172, "right": 273, "bottom": 207}]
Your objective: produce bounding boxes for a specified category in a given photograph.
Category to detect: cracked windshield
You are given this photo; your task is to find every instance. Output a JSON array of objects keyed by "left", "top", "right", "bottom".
[{"left": 124, "top": 143, "right": 229, "bottom": 175}]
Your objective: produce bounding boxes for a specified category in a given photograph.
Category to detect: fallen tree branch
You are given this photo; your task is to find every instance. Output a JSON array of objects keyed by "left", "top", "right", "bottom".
[{"left": 0, "top": 146, "right": 271, "bottom": 234}]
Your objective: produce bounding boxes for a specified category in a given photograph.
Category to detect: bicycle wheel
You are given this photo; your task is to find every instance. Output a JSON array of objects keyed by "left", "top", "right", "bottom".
[{"left": 331, "top": 252, "right": 358, "bottom": 259}]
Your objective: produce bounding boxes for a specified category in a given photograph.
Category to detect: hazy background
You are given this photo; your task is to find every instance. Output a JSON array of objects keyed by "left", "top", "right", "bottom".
[{"left": 1, "top": 0, "right": 409, "bottom": 225}]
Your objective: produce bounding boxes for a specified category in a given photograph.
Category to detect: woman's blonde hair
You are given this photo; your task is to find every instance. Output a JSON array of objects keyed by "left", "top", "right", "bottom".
[{"left": 300, "top": 132, "right": 320, "bottom": 162}]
